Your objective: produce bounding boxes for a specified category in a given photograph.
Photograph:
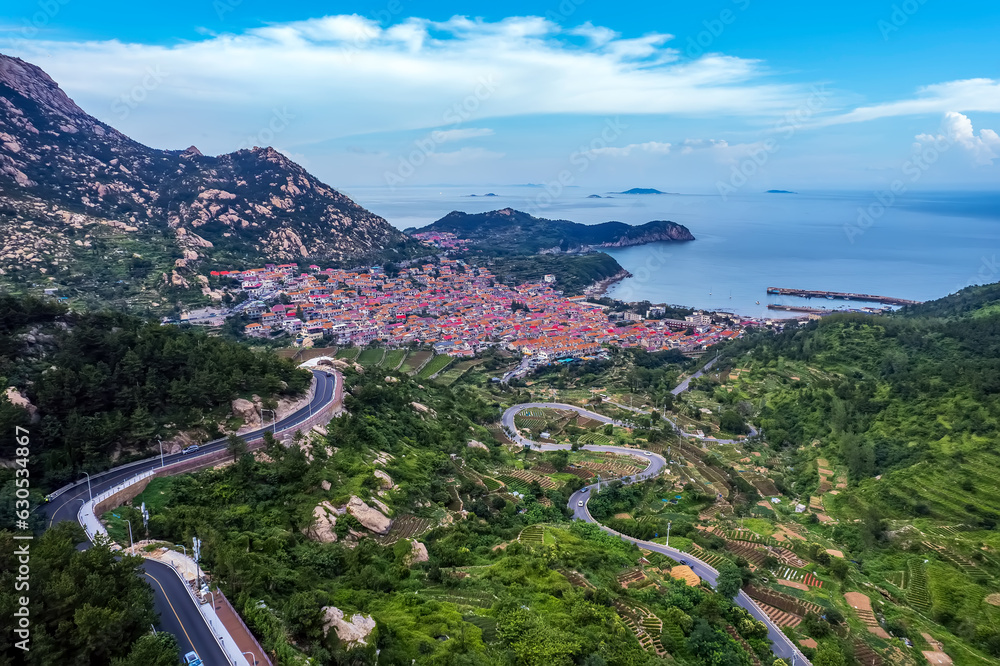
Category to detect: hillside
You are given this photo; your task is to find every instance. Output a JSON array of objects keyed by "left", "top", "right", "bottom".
[
  {"left": 0, "top": 54, "right": 420, "bottom": 310},
  {"left": 0, "top": 295, "right": 310, "bottom": 489},
  {"left": 409, "top": 207, "right": 694, "bottom": 254}
]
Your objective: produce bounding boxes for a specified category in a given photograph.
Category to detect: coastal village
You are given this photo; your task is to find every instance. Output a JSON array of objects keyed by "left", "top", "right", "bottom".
[{"left": 196, "top": 258, "right": 752, "bottom": 361}]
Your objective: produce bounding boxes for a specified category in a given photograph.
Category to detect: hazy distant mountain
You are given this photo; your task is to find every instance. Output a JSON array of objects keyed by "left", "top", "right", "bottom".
[
  {"left": 616, "top": 187, "right": 669, "bottom": 195},
  {"left": 409, "top": 207, "right": 694, "bottom": 254},
  {"left": 0, "top": 54, "right": 418, "bottom": 306}
]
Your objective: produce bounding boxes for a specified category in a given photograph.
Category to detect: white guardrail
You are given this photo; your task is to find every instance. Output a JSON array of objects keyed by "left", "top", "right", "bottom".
[{"left": 76, "top": 469, "right": 250, "bottom": 666}]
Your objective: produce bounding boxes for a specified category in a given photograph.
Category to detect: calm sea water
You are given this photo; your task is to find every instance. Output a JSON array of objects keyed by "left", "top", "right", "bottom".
[{"left": 344, "top": 186, "right": 1000, "bottom": 318}]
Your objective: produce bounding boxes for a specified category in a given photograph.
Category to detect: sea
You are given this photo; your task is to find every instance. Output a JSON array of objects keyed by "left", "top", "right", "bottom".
[{"left": 342, "top": 186, "right": 1000, "bottom": 319}]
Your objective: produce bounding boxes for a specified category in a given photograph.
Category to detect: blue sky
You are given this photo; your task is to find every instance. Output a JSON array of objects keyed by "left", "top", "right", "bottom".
[{"left": 1, "top": 0, "right": 998, "bottom": 192}]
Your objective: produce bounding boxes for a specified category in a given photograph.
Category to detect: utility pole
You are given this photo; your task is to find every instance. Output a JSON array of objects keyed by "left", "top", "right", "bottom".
[
  {"left": 82, "top": 472, "right": 92, "bottom": 501},
  {"left": 193, "top": 536, "right": 202, "bottom": 593},
  {"left": 158, "top": 439, "right": 164, "bottom": 468},
  {"left": 126, "top": 520, "right": 134, "bottom": 549},
  {"left": 666, "top": 521, "right": 672, "bottom": 547}
]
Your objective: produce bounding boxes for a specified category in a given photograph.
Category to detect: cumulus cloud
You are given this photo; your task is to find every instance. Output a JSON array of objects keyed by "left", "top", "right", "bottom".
[
  {"left": 917, "top": 112, "right": 1000, "bottom": 165},
  {"left": 4, "top": 14, "right": 803, "bottom": 154}
]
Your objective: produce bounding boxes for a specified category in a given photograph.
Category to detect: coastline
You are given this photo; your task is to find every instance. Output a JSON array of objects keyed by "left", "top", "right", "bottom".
[{"left": 583, "top": 269, "right": 633, "bottom": 298}]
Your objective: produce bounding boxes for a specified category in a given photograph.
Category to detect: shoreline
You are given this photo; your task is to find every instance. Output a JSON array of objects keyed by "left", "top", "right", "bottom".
[{"left": 583, "top": 269, "right": 633, "bottom": 298}]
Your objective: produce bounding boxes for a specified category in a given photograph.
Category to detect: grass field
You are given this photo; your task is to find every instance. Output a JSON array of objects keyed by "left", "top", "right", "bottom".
[
  {"left": 417, "top": 354, "right": 453, "bottom": 379},
  {"left": 435, "top": 358, "right": 485, "bottom": 386},
  {"left": 357, "top": 348, "right": 384, "bottom": 366},
  {"left": 335, "top": 347, "right": 360, "bottom": 360},
  {"left": 382, "top": 349, "right": 406, "bottom": 369},
  {"left": 400, "top": 350, "right": 432, "bottom": 374}
]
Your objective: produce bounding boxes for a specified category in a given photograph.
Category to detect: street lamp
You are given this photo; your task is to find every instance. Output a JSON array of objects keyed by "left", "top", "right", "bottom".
[
  {"left": 242, "top": 651, "right": 257, "bottom": 665},
  {"left": 126, "top": 520, "right": 134, "bottom": 549},
  {"left": 157, "top": 439, "right": 165, "bottom": 468},
  {"left": 666, "top": 521, "right": 672, "bottom": 548},
  {"left": 261, "top": 408, "right": 276, "bottom": 433},
  {"left": 81, "top": 472, "right": 92, "bottom": 502}
]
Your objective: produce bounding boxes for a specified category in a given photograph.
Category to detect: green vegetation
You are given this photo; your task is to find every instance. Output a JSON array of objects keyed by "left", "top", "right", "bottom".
[
  {"left": 0, "top": 295, "right": 310, "bottom": 490},
  {"left": 0, "top": 523, "right": 179, "bottom": 665},
  {"left": 417, "top": 353, "right": 453, "bottom": 379},
  {"left": 478, "top": 252, "right": 625, "bottom": 296},
  {"left": 357, "top": 347, "right": 385, "bottom": 366},
  {"left": 381, "top": 348, "right": 406, "bottom": 370}
]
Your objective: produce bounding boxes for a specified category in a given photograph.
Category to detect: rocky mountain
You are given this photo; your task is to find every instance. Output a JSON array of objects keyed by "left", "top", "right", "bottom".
[
  {"left": 0, "top": 54, "right": 418, "bottom": 307},
  {"left": 409, "top": 207, "right": 694, "bottom": 254}
]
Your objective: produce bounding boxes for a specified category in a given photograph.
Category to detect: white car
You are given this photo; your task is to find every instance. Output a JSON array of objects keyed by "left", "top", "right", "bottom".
[
  {"left": 643, "top": 451, "right": 651, "bottom": 455},
  {"left": 578, "top": 501, "right": 584, "bottom": 507}
]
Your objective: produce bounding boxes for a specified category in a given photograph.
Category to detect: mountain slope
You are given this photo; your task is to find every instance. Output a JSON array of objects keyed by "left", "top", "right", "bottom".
[
  {"left": 0, "top": 54, "right": 418, "bottom": 307},
  {"left": 410, "top": 207, "right": 695, "bottom": 254}
]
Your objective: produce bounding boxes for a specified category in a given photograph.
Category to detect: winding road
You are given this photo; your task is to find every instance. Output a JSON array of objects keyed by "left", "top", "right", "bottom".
[
  {"left": 44, "top": 369, "right": 341, "bottom": 665},
  {"left": 503, "top": 401, "right": 809, "bottom": 665}
]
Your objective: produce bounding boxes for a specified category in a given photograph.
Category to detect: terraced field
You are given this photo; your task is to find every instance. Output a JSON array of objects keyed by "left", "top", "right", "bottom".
[
  {"left": 335, "top": 346, "right": 360, "bottom": 360},
  {"left": 381, "top": 348, "right": 406, "bottom": 369},
  {"left": 372, "top": 514, "right": 435, "bottom": 546},
  {"left": 357, "top": 347, "right": 385, "bottom": 366},
  {"left": 519, "top": 525, "right": 545, "bottom": 544},
  {"left": 905, "top": 560, "right": 932, "bottom": 612},
  {"left": 418, "top": 353, "right": 453, "bottom": 379},
  {"left": 400, "top": 350, "right": 432, "bottom": 374},
  {"left": 420, "top": 589, "right": 495, "bottom": 609},
  {"left": 435, "top": 358, "right": 485, "bottom": 386}
]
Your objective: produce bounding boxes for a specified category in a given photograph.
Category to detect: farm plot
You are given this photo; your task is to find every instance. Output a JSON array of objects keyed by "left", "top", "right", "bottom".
[
  {"left": 905, "top": 560, "right": 932, "bottom": 612},
  {"left": 381, "top": 348, "right": 406, "bottom": 369},
  {"left": 435, "top": 358, "right": 485, "bottom": 386},
  {"left": 514, "top": 414, "right": 547, "bottom": 430},
  {"left": 419, "top": 588, "right": 495, "bottom": 609},
  {"left": 400, "top": 350, "right": 432, "bottom": 374},
  {"left": 418, "top": 354, "right": 453, "bottom": 379},
  {"left": 519, "top": 525, "right": 545, "bottom": 544},
  {"left": 579, "top": 431, "right": 614, "bottom": 446},
  {"left": 500, "top": 468, "right": 559, "bottom": 490},
  {"left": 335, "top": 346, "right": 360, "bottom": 360},
  {"left": 357, "top": 348, "right": 385, "bottom": 366},
  {"left": 372, "top": 514, "right": 435, "bottom": 546}
]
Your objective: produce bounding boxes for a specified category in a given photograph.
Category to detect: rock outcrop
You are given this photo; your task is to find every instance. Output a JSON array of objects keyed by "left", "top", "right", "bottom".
[
  {"left": 231, "top": 398, "right": 259, "bottom": 426},
  {"left": 4, "top": 386, "right": 39, "bottom": 423},
  {"left": 373, "top": 470, "right": 394, "bottom": 489},
  {"left": 406, "top": 540, "right": 429, "bottom": 566},
  {"left": 346, "top": 496, "right": 392, "bottom": 535},
  {"left": 321, "top": 607, "right": 376, "bottom": 648},
  {"left": 306, "top": 501, "right": 342, "bottom": 543}
]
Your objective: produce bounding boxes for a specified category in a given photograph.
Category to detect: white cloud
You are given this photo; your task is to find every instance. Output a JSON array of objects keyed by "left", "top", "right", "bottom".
[
  {"left": 819, "top": 78, "right": 1000, "bottom": 126},
  {"left": 589, "top": 141, "right": 672, "bottom": 157},
  {"left": 430, "top": 127, "right": 495, "bottom": 142},
  {"left": 5, "top": 14, "right": 804, "bottom": 155},
  {"left": 917, "top": 112, "right": 1000, "bottom": 165}
]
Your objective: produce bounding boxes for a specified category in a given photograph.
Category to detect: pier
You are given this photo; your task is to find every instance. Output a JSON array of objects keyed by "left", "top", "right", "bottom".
[{"left": 766, "top": 287, "right": 922, "bottom": 306}]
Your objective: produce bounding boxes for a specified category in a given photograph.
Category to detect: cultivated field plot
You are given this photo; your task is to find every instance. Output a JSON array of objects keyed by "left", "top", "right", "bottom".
[
  {"left": 372, "top": 514, "right": 435, "bottom": 546},
  {"left": 335, "top": 346, "right": 360, "bottom": 360},
  {"left": 419, "top": 588, "right": 495, "bottom": 609},
  {"left": 380, "top": 348, "right": 406, "bottom": 369},
  {"left": 357, "top": 347, "right": 385, "bottom": 366},
  {"left": 499, "top": 468, "right": 560, "bottom": 489},
  {"left": 514, "top": 414, "right": 547, "bottom": 430},
  {"left": 400, "top": 350, "right": 432, "bottom": 374},
  {"left": 519, "top": 525, "right": 545, "bottom": 543},
  {"left": 435, "top": 358, "right": 484, "bottom": 386},
  {"left": 579, "top": 432, "right": 614, "bottom": 446},
  {"left": 418, "top": 354, "right": 453, "bottom": 379},
  {"left": 486, "top": 424, "right": 514, "bottom": 445},
  {"left": 278, "top": 346, "right": 338, "bottom": 361}
]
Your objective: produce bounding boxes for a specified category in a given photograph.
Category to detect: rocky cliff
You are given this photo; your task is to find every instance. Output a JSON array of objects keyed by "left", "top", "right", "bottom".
[{"left": 0, "top": 54, "right": 418, "bottom": 306}]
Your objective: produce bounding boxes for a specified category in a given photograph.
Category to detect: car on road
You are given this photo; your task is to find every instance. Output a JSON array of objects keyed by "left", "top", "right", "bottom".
[
  {"left": 183, "top": 652, "right": 203, "bottom": 666},
  {"left": 643, "top": 451, "right": 651, "bottom": 455},
  {"left": 578, "top": 501, "right": 584, "bottom": 507},
  {"left": 181, "top": 445, "right": 200, "bottom": 455},
  {"left": 679, "top": 559, "right": 689, "bottom": 566},
  {"left": 582, "top": 487, "right": 588, "bottom": 492}
]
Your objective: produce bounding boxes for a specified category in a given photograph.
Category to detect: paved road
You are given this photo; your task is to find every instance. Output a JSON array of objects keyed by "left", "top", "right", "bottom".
[
  {"left": 671, "top": 355, "right": 720, "bottom": 395},
  {"left": 44, "top": 369, "right": 339, "bottom": 665},
  {"left": 504, "top": 402, "right": 810, "bottom": 665},
  {"left": 142, "top": 559, "right": 230, "bottom": 665}
]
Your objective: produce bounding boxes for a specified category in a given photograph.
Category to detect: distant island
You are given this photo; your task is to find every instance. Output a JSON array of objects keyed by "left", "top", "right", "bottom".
[
  {"left": 407, "top": 207, "right": 694, "bottom": 254},
  {"left": 766, "top": 189, "right": 797, "bottom": 194},
  {"left": 587, "top": 194, "right": 605, "bottom": 199},
  {"left": 616, "top": 187, "right": 669, "bottom": 195},
  {"left": 465, "top": 193, "right": 499, "bottom": 197}
]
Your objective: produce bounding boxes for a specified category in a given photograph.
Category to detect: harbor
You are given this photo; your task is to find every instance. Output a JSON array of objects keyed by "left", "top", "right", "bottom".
[{"left": 766, "top": 287, "right": 922, "bottom": 306}]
